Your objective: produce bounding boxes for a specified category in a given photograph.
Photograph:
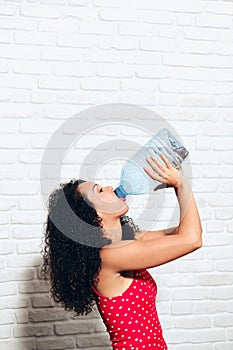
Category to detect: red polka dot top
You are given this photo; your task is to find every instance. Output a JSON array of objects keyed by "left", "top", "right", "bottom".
[{"left": 92, "top": 269, "right": 168, "bottom": 350}]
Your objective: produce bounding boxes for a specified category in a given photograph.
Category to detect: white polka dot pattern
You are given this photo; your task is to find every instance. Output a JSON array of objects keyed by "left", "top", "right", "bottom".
[{"left": 92, "top": 269, "right": 168, "bottom": 350}]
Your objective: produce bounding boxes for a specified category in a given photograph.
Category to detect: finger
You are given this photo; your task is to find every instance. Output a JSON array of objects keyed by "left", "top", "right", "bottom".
[
  {"left": 143, "top": 167, "right": 167, "bottom": 183},
  {"left": 145, "top": 157, "right": 164, "bottom": 177},
  {"left": 160, "top": 153, "right": 172, "bottom": 168},
  {"left": 150, "top": 156, "right": 167, "bottom": 172}
]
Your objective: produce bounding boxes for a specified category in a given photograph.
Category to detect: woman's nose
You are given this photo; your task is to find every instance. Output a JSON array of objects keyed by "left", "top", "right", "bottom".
[{"left": 105, "top": 186, "right": 113, "bottom": 192}]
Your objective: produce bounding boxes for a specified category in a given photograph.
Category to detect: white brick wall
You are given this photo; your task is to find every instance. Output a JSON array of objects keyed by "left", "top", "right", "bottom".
[{"left": 0, "top": 0, "right": 233, "bottom": 349}]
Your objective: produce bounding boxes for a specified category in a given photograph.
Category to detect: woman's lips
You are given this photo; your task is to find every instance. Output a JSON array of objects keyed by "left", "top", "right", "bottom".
[{"left": 119, "top": 197, "right": 126, "bottom": 201}]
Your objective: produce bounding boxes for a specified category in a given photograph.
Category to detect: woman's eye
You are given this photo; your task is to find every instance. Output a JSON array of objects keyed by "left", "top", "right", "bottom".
[{"left": 99, "top": 187, "right": 103, "bottom": 193}]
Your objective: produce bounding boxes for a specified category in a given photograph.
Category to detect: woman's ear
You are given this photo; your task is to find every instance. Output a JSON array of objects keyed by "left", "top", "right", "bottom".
[{"left": 96, "top": 211, "right": 103, "bottom": 219}]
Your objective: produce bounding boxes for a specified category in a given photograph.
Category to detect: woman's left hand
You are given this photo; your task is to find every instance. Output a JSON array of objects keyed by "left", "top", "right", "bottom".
[{"left": 143, "top": 153, "right": 182, "bottom": 189}]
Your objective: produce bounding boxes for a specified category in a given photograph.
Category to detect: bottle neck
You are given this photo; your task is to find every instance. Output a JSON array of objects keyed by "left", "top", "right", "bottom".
[{"left": 114, "top": 185, "right": 127, "bottom": 198}]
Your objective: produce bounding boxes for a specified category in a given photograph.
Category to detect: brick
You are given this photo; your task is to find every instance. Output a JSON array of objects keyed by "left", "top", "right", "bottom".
[
  {"left": 216, "top": 260, "right": 233, "bottom": 272},
  {"left": 99, "top": 8, "right": 137, "bottom": 21},
  {"left": 20, "top": 119, "right": 62, "bottom": 134},
  {"left": 94, "top": 0, "right": 131, "bottom": 8},
  {"left": 203, "top": 124, "right": 233, "bottom": 136},
  {"left": 121, "top": 78, "right": 158, "bottom": 92},
  {"left": 0, "top": 325, "right": 11, "bottom": 339},
  {"left": 203, "top": 166, "right": 233, "bottom": 179},
  {"left": 213, "top": 69, "right": 233, "bottom": 82},
  {"left": 171, "top": 300, "right": 192, "bottom": 315},
  {"left": 193, "top": 301, "right": 228, "bottom": 314},
  {"left": 199, "top": 273, "right": 233, "bottom": 286},
  {"left": 213, "top": 314, "right": 233, "bottom": 327},
  {"left": 0, "top": 296, "right": 29, "bottom": 310},
  {"left": 132, "top": 0, "right": 204, "bottom": 13},
  {"left": 0, "top": 283, "right": 17, "bottom": 297},
  {"left": 31, "top": 295, "right": 55, "bottom": 308},
  {"left": 0, "top": 87, "right": 10, "bottom": 100},
  {"left": 139, "top": 37, "right": 176, "bottom": 51},
  {"left": 181, "top": 40, "right": 213, "bottom": 54},
  {"left": 214, "top": 344, "right": 233, "bottom": 350},
  {"left": 0, "top": 29, "right": 12, "bottom": 44},
  {"left": 0, "top": 339, "right": 36, "bottom": 350},
  {"left": 0, "top": 226, "right": 10, "bottom": 239},
  {"left": 19, "top": 281, "right": 49, "bottom": 294},
  {"left": 173, "top": 315, "right": 211, "bottom": 329},
  {"left": 215, "top": 42, "right": 233, "bottom": 56},
  {"left": 0, "top": 134, "right": 27, "bottom": 150},
  {"left": 0, "top": 4, "right": 17, "bottom": 16},
  {"left": 208, "top": 194, "right": 233, "bottom": 207},
  {"left": 162, "top": 54, "right": 196, "bottom": 67},
  {"left": 15, "top": 310, "right": 30, "bottom": 324},
  {"left": 135, "top": 65, "right": 169, "bottom": 79},
  {"left": 184, "top": 27, "right": 221, "bottom": 42},
  {"left": 19, "top": 150, "right": 54, "bottom": 164},
  {"left": 159, "top": 80, "right": 195, "bottom": 94},
  {"left": 217, "top": 96, "right": 233, "bottom": 107},
  {"left": 13, "top": 61, "right": 52, "bottom": 76},
  {"left": 14, "top": 31, "right": 55, "bottom": 46},
  {"left": 56, "top": 33, "right": 95, "bottom": 48},
  {"left": 98, "top": 36, "right": 138, "bottom": 50},
  {"left": 196, "top": 14, "right": 232, "bottom": 29},
  {"left": 37, "top": 336, "right": 75, "bottom": 350},
  {"left": 215, "top": 208, "right": 233, "bottom": 220},
  {"left": 76, "top": 333, "right": 111, "bottom": 347},
  {"left": 204, "top": 232, "right": 233, "bottom": 248},
  {"left": 14, "top": 324, "right": 54, "bottom": 337},
  {"left": 11, "top": 210, "right": 46, "bottom": 224},
  {"left": 8, "top": 268, "right": 35, "bottom": 281},
  {"left": 227, "top": 222, "right": 233, "bottom": 233},
  {"left": 187, "top": 329, "right": 226, "bottom": 343},
  {"left": 172, "top": 288, "right": 209, "bottom": 301},
  {"left": 96, "top": 63, "right": 133, "bottom": 78},
  {"left": 0, "top": 241, "right": 14, "bottom": 255},
  {"left": 29, "top": 309, "right": 69, "bottom": 323},
  {"left": 54, "top": 62, "right": 93, "bottom": 78},
  {"left": 177, "top": 260, "right": 214, "bottom": 273},
  {"left": 140, "top": 10, "right": 173, "bottom": 24},
  {"left": 210, "top": 286, "right": 233, "bottom": 300},
  {"left": 80, "top": 78, "right": 119, "bottom": 91},
  {"left": 17, "top": 239, "right": 42, "bottom": 254},
  {"left": 38, "top": 77, "right": 78, "bottom": 90},
  {"left": 213, "top": 139, "right": 233, "bottom": 150},
  {"left": 55, "top": 320, "right": 96, "bottom": 335},
  {"left": 0, "top": 44, "right": 41, "bottom": 60},
  {"left": 69, "top": 0, "right": 88, "bottom": 5},
  {"left": 177, "top": 14, "right": 193, "bottom": 26},
  {"left": 162, "top": 274, "right": 198, "bottom": 287},
  {"left": 12, "top": 225, "right": 43, "bottom": 239},
  {"left": 207, "top": 2, "right": 233, "bottom": 16},
  {"left": 181, "top": 96, "right": 215, "bottom": 107},
  {"left": 0, "top": 17, "right": 36, "bottom": 31},
  {"left": 0, "top": 310, "right": 14, "bottom": 325},
  {"left": 42, "top": 47, "right": 84, "bottom": 61},
  {"left": 18, "top": 196, "right": 44, "bottom": 210},
  {"left": 203, "top": 246, "right": 233, "bottom": 260},
  {"left": 206, "top": 221, "right": 225, "bottom": 233},
  {"left": 80, "top": 21, "right": 117, "bottom": 35},
  {"left": 31, "top": 92, "right": 53, "bottom": 104},
  {"left": 20, "top": 5, "right": 61, "bottom": 18}
]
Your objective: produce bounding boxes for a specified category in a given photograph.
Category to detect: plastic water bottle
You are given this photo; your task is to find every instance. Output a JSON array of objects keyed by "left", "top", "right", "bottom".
[{"left": 114, "top": 128, "right": 189, "bottom": 198}]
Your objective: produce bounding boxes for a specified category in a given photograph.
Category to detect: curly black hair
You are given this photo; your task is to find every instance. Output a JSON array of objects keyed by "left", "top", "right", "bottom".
[{"left": 41, "top": 179, "right": 140, "bottom": 316}]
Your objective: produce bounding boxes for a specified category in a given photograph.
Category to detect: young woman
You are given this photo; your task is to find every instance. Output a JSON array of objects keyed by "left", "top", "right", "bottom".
[{"left": 41, "top": 153, "right": 202, "bottom": 350}]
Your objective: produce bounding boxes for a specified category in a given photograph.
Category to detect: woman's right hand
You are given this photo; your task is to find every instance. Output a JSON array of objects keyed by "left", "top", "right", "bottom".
[{"left": 143, "top": 152, "right": 184, "bottom": 189}]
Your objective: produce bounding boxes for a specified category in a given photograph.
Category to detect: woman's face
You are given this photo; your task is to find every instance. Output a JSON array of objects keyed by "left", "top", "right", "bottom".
[{"left": 78, "top": 181, "right": 129, "bottom": 218}]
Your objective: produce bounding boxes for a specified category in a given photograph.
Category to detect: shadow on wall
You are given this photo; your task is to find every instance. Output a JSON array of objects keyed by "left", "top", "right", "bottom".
[{"left": 15, "top": 261, "right": 112, "bottom": 350}]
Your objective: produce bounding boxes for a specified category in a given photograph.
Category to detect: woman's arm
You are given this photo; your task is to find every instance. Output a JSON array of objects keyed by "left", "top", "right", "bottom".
[
  {"left": 101, "top": 154, "right": 202, "bottom": 271},
  {"left": 134, "top": 226, "right": 178, "bottom": 241}
]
